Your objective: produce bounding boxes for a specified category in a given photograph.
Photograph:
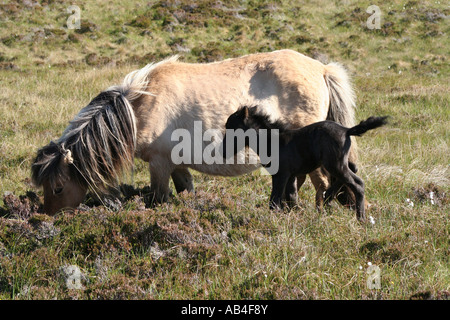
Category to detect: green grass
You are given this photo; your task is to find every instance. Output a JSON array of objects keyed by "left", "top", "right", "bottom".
[{"left": 0, "top": 0, "right": 449, "bottom": 300}]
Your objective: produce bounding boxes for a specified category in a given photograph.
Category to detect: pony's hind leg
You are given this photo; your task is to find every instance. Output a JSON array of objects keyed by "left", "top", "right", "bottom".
[
  {"left": 171, "top": 167, "right": 194, "bottom": 193},
  {"left": 309, "top": 168, "right": 330, "bottom": 211}
]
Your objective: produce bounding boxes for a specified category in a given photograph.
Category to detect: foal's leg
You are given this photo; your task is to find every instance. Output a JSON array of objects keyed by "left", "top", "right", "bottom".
[
  {"left": 269, "top": 172, "right": 290, "bottom": 210},
  {"left": 171, "top": 167, "right": 194, "bottom": 193},
  {"left": 337, "top": 144, "right": 363, "bottom": 209},
  {"left": 335, "top": 162, "right": 357, "bottom": 208},
  {"left": 324, "top": 183, "right": 342, "bottom": 206},
  {"left": 309, "top": 168, "right": 330, "bottom": 211},
  {"left": 348, "top": 171, "right": 365, "bottom": 221},
  {"left": 283, "top": 174, "right": 298, "bottom": 209},
  {"left": 327, "top": 165, "right": 366, "bottom": 222},
  {"left": 295, "top": 174, "right": 307, "bottom": 205},
  {"left": 296, "top": 174, "right": 307, "bottom": 190},
  {"left": 323, "top": 180, "right": 355, "bottom": 210},
  {"left": 334, "top": 162, "right": 366, "bottom": 212}
]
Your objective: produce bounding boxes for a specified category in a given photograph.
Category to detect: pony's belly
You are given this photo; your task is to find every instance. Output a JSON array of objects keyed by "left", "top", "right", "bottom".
[
  {"left": 187, "top": 162, "right": 261, "bottom": 177},
  {"left": 137, "top": 138, "right": 262, "bottom": 177}
]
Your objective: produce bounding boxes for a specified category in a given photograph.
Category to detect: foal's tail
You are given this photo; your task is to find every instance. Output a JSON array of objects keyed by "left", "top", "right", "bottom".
[{"left": 347, "top": 116, "right": 389, "bottom": 137}]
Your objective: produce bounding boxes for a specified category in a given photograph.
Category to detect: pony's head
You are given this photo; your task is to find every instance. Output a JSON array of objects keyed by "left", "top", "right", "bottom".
[
  {"left": 31, "top": 141, "right": 88, "bottom": 215},
  {"left": 32, "top": 90, "right": 138, "bottom": 215}
]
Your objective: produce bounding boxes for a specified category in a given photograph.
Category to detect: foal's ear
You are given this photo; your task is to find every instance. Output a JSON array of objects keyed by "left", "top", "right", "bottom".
[{"left": 243, "top": 106, "right": 249, "bottom": 119}]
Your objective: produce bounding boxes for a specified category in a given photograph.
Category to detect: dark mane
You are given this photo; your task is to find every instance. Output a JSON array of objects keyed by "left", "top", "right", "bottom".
[
  {"left": 245, "top": 106, "right": 290, "bottom": 132},
  {"left": 243, "top": 106, "right": 295, "bottom": 144},
  {"left": 32, "top": 89, "right": 137, "bottom": 192}
]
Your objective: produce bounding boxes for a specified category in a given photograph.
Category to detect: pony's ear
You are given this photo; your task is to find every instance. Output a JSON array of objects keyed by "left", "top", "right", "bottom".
[
  {"left": 243, "top": 106, "right": 249, "bottom": 119},
  {"left": 31, "top": 141, "right": 64, "bottom": 188}
]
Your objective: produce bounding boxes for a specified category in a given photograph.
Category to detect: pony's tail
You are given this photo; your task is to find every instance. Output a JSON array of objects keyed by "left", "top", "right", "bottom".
[
  {"left": 324, "top": 62, "right": 357, "bottom": 162},
  {"left": 324, "top": 62, "right": 356, "bottom": 127},
  {"left": 347, "top": 116, "right": 389, "bottom": 137}
]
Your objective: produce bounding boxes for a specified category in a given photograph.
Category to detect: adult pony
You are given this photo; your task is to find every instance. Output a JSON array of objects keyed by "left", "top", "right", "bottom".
[{"left": 32, "top": 49, "right": 357, "bottom": 215}]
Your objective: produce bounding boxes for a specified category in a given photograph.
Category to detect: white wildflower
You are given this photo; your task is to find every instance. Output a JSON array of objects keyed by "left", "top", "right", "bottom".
[
  {"left": 406, "top": 198, "right": 414, "bottom": 207},
  {"left": 429, "top": 191, "right": 435, "bottom": 205}
]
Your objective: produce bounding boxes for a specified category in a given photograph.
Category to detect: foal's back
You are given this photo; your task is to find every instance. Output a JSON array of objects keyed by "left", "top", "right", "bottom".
[
  {"left": 279, "top": 120, "right": 351, "bottom": 173},
  {"left": 284, "top": 120, "right": 350, "bottom": 151}
]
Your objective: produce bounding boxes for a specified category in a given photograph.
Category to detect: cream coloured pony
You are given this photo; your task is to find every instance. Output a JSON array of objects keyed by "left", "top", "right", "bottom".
[{"left": 32, "top": 49, "right": 357, "bottom": 215}]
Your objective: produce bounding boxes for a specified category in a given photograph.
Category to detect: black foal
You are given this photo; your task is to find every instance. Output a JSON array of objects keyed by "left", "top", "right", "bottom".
[{"left": 223, "top": 106, "right": 388, "bottom": 222}]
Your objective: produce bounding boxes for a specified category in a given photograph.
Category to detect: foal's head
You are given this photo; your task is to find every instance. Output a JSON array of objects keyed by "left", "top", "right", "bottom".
[
  {"left": 223, "top": 106, "right": 287, "bottom": 159},
  {"left": 225, "top": 105, "right": 252, "bottom": 131},
  {"left": 226, "top": 106, "right": 288, "bottom": 132},
  {"left": 222, "top": 106, "right": 254, "bottom": 159}
]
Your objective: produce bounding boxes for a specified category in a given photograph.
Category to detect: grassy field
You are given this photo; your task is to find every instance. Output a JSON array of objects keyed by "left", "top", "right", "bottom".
[{"left": 0, "top": 0, "right": 448, "bottom": 300}]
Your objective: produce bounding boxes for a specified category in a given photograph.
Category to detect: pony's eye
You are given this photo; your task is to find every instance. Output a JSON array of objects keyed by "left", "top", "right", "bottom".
[{"left": 54, "top": 187, "right": 64, "bottom": 195}]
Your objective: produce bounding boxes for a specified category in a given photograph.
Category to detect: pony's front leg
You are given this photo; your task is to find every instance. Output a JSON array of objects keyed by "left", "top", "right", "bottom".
[
  {"left": 149, "top": 158, "right": 173, "bottom": 204},
  {"left": 269, "top": 172, "right": 290, "bottom": 211},
  {"left": 171, "top": 167, "right": 194, "bottom": 193}
]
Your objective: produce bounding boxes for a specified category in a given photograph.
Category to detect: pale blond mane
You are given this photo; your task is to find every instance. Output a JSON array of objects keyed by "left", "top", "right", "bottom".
[{"left": 109, "top": 55, "right": 180, "bottom": 99}]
